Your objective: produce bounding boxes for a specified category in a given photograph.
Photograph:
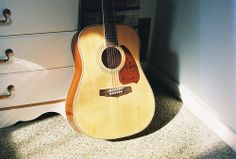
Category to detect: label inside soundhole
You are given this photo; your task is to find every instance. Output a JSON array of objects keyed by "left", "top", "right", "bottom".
[{"left": 101, "top": 47, "right": 122, "bottom": 69}]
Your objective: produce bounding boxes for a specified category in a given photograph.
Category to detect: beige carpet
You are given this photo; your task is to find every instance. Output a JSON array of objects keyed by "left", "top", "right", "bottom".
[{"left": 0, "top": 75, "right": 236, "bottom": 159}]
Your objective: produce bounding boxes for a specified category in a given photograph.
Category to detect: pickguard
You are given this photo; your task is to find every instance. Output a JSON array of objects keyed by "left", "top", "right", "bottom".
[{"left": 119, "top": 45, "right": 140, "bottom": 84}]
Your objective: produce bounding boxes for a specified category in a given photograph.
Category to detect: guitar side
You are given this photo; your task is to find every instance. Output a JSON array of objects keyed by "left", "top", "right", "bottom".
[
  {"left": 66, "top": 25, "right": 155, "bottom": 139},
  {"left": 65, "top": 34, "right": 82, "bottom": 131}
]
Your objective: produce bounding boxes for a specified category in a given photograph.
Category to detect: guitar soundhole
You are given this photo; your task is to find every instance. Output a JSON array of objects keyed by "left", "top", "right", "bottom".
[{"left": 101, "top": 47, "right": 122, "bottom": 69}]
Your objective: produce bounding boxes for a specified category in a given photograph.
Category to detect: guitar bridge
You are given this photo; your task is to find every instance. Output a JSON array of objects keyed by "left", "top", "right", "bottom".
[{"left": 99, "top": 86, "right": 132, "bottom": 98}]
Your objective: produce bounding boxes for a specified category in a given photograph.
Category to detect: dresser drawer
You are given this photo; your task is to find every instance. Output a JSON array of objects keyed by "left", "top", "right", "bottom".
[
  {"left": 0, "top": 0, "right": 79, "bottom": 36},
  {"left": 0, "top": 32, "right": 75, "bottom": 74},
  {"left": 0, "top": 67, "right": 73, "bottom": 109}
]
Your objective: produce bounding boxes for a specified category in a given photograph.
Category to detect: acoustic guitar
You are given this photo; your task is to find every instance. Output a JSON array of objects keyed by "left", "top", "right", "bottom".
[{"left": 66, "top": 0, "right": 155, "bottom": 139}]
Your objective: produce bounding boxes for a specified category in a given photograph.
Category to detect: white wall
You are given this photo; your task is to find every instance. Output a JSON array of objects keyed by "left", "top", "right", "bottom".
[{"left": 149, "top": 0, "right": 236, "bottom": 133}]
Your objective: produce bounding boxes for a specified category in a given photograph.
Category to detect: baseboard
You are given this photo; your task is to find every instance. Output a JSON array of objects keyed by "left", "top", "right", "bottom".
[{"left": 146, "top": 64, "right": 236, "bottom": 152}]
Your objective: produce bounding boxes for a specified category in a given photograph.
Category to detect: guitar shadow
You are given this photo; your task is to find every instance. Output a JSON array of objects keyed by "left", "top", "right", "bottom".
[{"left": 109, "top": 71, "right": 182, "bottom": 142}]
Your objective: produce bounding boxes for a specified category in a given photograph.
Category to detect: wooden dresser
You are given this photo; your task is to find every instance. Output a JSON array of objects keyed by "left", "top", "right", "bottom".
[{"left": 0, "top": 0, "right": 79, "bottom": 128}]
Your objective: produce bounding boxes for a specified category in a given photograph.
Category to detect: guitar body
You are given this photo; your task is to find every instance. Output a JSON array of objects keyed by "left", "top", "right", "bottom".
[{"left": 66, "top": 24, "right": 155, "bottom": 139}]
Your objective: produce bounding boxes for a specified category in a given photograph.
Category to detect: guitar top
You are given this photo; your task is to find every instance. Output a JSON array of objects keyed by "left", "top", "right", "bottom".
[{"left": 66, "top": 0, "right": 155, "bottom": 139}]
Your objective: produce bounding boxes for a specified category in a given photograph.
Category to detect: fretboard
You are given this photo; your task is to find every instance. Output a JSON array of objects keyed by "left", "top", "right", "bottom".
[{"left": 102, "top": 0, "right": 118, "bottom": 46}]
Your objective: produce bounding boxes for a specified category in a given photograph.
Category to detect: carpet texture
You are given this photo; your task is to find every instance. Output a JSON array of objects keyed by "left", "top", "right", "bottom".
[{"left": 0, "top": 76, "right": 236, "bottom": 159}]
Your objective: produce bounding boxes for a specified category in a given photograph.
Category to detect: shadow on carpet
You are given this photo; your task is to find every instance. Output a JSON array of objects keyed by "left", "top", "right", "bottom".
[
  {"left": 0, "top": 113, "right": 58, "bottom": 159},
  {"left": 110, "top": 71, "right": 183, "bottom": 141}
]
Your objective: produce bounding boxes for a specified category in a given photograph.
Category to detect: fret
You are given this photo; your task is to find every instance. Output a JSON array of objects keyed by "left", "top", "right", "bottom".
[{"left": 102, "top": 0, "right": 118, "bottom": 46}]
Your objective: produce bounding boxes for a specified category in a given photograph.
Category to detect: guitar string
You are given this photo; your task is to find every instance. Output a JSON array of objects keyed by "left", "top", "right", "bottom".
[
  {"left": 113, "top": 47, "right": 116, "bottom": 88},
  {"left": 109, "top": 1, "right": 115, "bottom": 89},
  {"left": 104, "top": 0, "right": 121, "bottom": 89},
  {"left": 108, "top": 0, "right": 116, "bottom": 89},
  {"left": 111, "top": 0, "right": 119, "bottom": 88},
  {"left": 109, "top": 4, "right": 116, "bottom": 89},
  {"left": 103, "top": 0, "right": 115, "bottom": 88}
]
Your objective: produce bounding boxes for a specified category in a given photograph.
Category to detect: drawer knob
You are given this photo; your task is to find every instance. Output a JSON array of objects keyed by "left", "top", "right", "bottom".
[
  {"left": 0, "top": 49, "right": 14, "bottom": 63},
  {"left": 0, "top": 8, "right": 11, "bottom": 24},
  {"left": 0, "top": 85, "right": 15, "bottom": 99}
]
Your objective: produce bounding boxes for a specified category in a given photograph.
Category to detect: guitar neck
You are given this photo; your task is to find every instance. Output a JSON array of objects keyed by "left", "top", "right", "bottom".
[{"left": 102, "top": 0, "right": 118, "bottom": 46}]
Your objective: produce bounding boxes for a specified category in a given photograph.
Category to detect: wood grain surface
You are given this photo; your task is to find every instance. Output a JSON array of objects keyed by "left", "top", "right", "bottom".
[{"left": 66, "top": 25, "right": 155, "bottom": 139}]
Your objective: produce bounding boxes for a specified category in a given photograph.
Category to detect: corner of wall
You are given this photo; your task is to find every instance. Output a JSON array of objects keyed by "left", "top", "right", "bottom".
[{"left": 146, "top": 63, "right": 236, "bottom": 152}]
